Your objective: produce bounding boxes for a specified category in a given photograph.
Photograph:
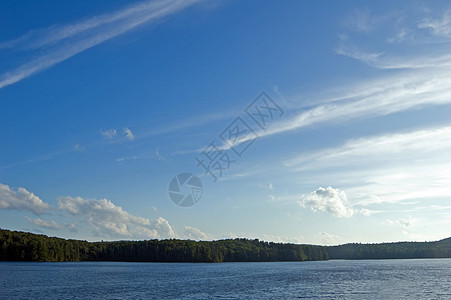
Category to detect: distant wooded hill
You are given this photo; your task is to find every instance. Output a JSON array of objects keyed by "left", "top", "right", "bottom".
[
  {"left": 328, "top": 237, "right": 451, "bottom": 259},
  {"left": 0, "top": 229, "right": 450, "bottom": 262}
]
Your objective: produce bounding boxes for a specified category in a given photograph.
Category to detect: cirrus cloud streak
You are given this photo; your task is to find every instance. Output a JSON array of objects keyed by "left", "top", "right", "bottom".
[{"left": 0, "top": 0, "right": 202, "bottom": 89}]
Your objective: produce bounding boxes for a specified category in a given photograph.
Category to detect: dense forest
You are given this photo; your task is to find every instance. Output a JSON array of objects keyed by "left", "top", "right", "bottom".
[
  {"left": 0, "top": 229, "right": 450, "bottom": 262},
  {"left": 327, "top": 238, "right": 451, "bottom": 259},
  {"left": 0, "top": 229, "right": 327, "bottom": 262}
]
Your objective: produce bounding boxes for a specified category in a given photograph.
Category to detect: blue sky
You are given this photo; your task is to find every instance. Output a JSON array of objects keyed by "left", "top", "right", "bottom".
[{"left": 1, "top": 0, "right": 451, "bottom": 244}]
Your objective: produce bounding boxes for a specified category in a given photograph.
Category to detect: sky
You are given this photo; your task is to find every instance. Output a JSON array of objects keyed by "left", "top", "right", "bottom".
[{"left": 1, "top": 0, "right": 451, "bottom": 245}]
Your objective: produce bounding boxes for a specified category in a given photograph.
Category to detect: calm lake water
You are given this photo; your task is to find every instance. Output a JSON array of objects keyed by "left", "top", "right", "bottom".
[{"left": 0, "top": 259, "right": 450, "bottom": 299}]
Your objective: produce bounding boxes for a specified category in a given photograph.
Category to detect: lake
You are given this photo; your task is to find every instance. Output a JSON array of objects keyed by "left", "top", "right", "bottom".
[{"left": 0, "top": 259, "right": 450, "bottom": 299}]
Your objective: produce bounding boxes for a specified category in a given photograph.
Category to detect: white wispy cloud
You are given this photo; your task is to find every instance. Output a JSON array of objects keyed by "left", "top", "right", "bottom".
[
  {"left": 57, "top": 196, "right": 175, "bottom": 239},
  {"left": 123, "top": 127, "right": 135, "bottom": 141},
  {"left": 116, "top": 148, "right": 167, "bottom": 162},
  {"left": 0, "top": 183, "right": 50, "bottom": 214},
  {"left": 275, "top": 8, "right": 451, "bottom": 213},
  {"left": 101, "top": 127, "right": 135, "bottom": 141},
  {"left": 350, "top": 164, "right": 451, "bottom": 206},
  {"left": 335, "top": 46, "right": 384, "bottom": 65},
  {"left": 343, "top": 9, "right": 380, "bottom": 33},
  {"left": 386, "top": 28, "right": 410, "bottom": 44},
  {"left": 220, "top": 67, "right": 451, "bottom": 150},
  {"left": 267, "top": 182, "right": 274, "bottom": 191},
  {"left": 138, "top": 110, "right": 238, "bottom": 141},
  {"left": 0, "top": 149, "right": 69, "bottom": 171},
  {"left": 336, "top": 46, "right": 451, "bottom": 69},
  {"left": 418, "top": 11, "right": 451, "bottom": 38},
  {"left": 286, "top": 125, "right": 451, "bottom": 206},
  {"left": 25, "top": 216, "right": 61, "bottom": 230},
  {"left": 216, "top": 8, "right": 451, "bottom": 149},
  {"left": 338, "top": 9, "right": 451, "bottom": 69},
  {"left": 384, "top": 216, "right": 419, "bottom": 228},
  {"left": 100, "top": 129, "right": 117, "bottom": 139},
  {"left": 0, "top": 0, "right": 202, "bottom": 89},
  {"left": 286, "top": 126, "right": 451, "bottom": 170}
]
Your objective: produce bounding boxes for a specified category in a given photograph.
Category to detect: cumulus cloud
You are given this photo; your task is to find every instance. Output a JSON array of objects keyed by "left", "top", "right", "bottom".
[
  {"left": 57, "top": 196, "right": 175, "bottom": 239},
  {"left": 0, "top": 183, "right": 50, "bottom": 214},
  {"left": 300, "top": 186, "right": 354, "bottom": 218},
  {"left": 183, "top": 226, "right": 208, "bottom": 240},
  {"left": 25, "top": 216, "right": 60, "bottom": 230},
  {"left": 100, "top": 129, "right": 117, "bottom": 139},
  {"left": 123, "top": 127, "right": 135, "bottom": 141},
  {"left": 153, "top": 217, "right": 176, "bottom": 238}
]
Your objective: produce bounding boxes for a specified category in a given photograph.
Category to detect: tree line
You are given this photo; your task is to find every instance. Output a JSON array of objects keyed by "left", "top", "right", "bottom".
[
  {"left": 327, "top": 238, "right": 451, "bottom": 259},
  {"left": 0, "top": 229, "right": 327, "bottom": 262},
  {"left": 0, "top": 229, "right": 449, "bottom": 262}
]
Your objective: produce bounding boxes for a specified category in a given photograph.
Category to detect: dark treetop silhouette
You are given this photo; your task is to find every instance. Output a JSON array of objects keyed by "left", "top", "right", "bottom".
[{"left": 0, "top": 229, "right": 449, "bottom": 262}]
